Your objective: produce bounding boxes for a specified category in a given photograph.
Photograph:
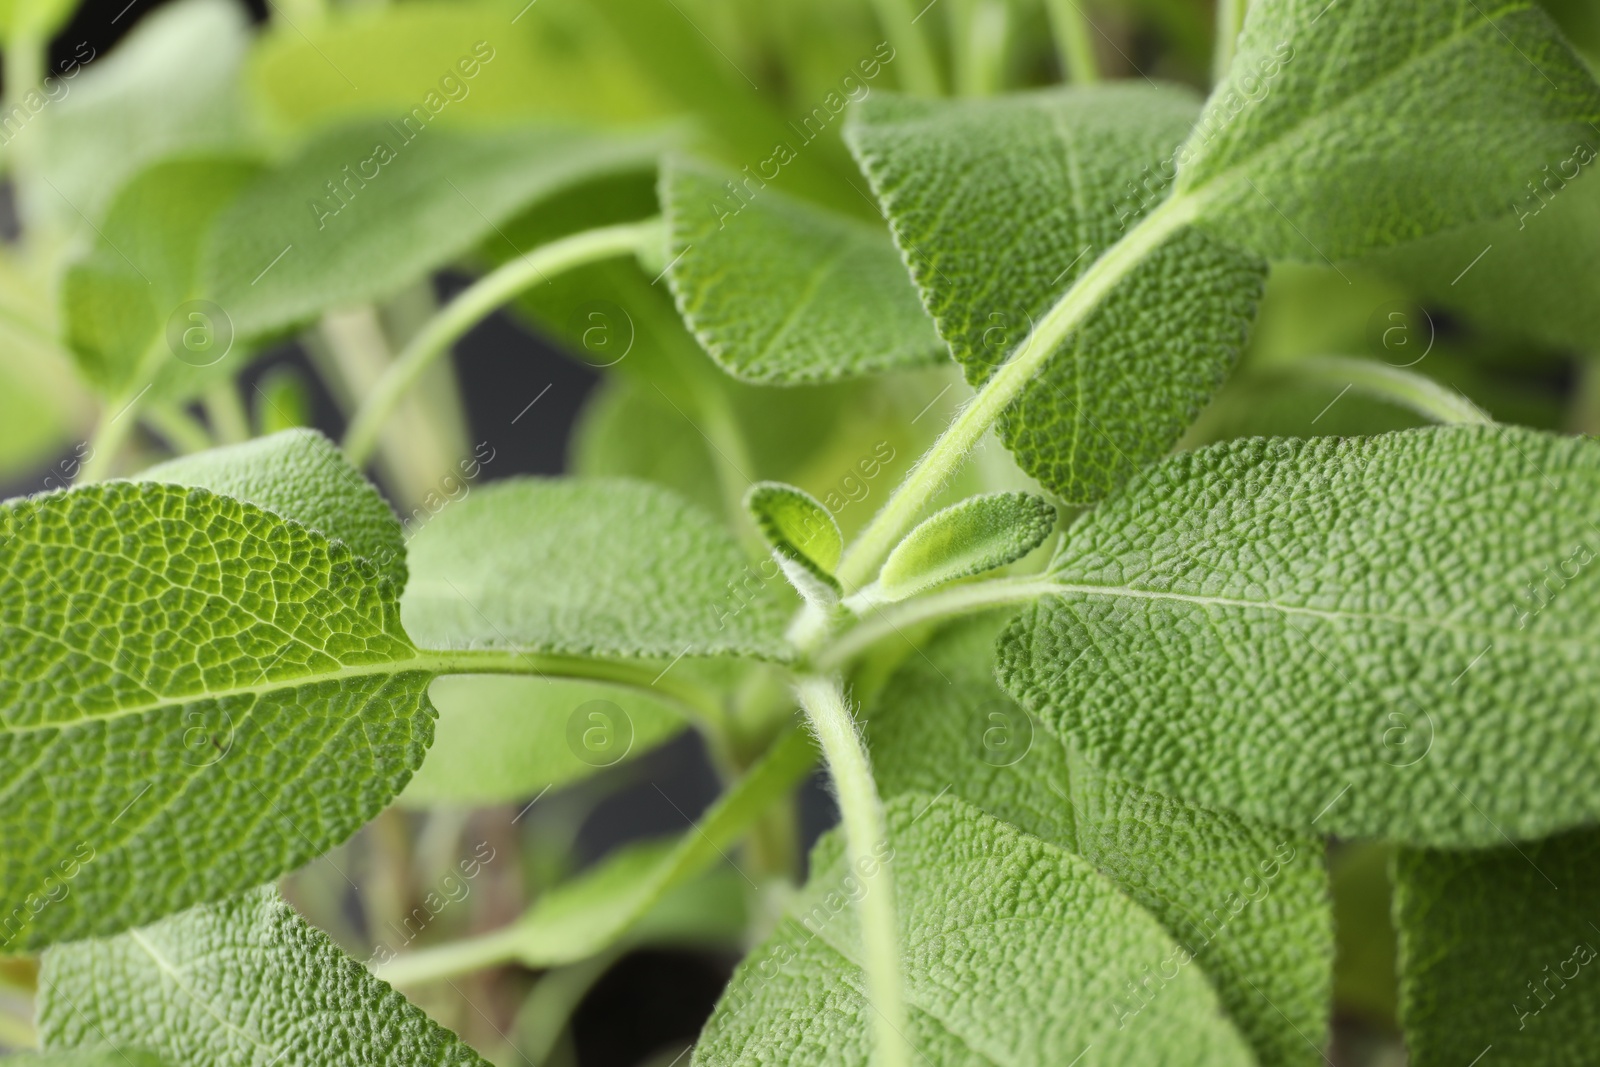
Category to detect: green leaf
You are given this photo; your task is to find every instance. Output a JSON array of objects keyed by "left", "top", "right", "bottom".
[
  {"left": 866, "top": 615, "right": 1331, "bottom": 1067},
  {"left": 1394, "top": 829, "right": 1600, "bottom": 1067},
  {"left": 61, "top": 156, "right": 263, "bottom": 402},
  {"left": 0, "top": 478, "right": 432, "bottom": 949},
  {"left": 402, "top": 478, "right": 792, "bottom": 660},
  {"left": 25, "top": 0, "right": 254, "bottom": 231},
  {"left": 695, "top": 793, "right": 1255, "bottom": 1066},
  {"left": 3, "top": 1053, "right": 168, "bottom": 1067},
  {"left": 745, "top": 481, "right": 843, "bottom": 604},
  {"left": 38, "top": 886, "right": 487, "bottom": 1065},
  {"left": 876, "top": 492, "right": 1055, "bottom": 602},
  {"left": 140, "top": 428, "right": 407, "bottom": 588},
  {"left": 248, "top": 0, "right": 669, "bottom": 134},
  {"left": 397, "top": 674, "right": 687, "bottom": 807},
  {"left": 0, "top": 0, "right": 78, "bottom": 43},
  {"left": 847, "top": 85, "right": 1266, "bottom": 505},
  {"left": 380, "top": 727, "right": 815, "bottom": 982},
  {"left": 200, "top": 122, "right": 674, "bottom": 339},
  {"left": 998, "top": 425, "right": 1600, "bottom": 846},
  {"left": 1177, "top": 0, "right": 1600, "bottom": 260},
  {"left": 660, "top": 157, "right": 943, "bottom": 383}
]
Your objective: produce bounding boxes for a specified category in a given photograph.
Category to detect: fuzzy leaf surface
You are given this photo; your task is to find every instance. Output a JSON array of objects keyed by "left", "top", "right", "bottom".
[
  {"left": 876, "top": 492, "right": 1055, "bottom": 601},
  {"left": 661, "top": 158, "right": 942, "bottom": 383},
  {"left": 999, "top": 426, "right": 1600, "bottom": 846},
  {"left": 848, "top": 86, "right": 1265, "bottom": 505},
  {"left": 402, "top": 478, "right": 791, "bottom": 660},
  {"left": 38, "top": 886, "right": 486, "bottom": 1065},
  {"left": 695, "top": 794, "right": 1254, "bottom": 1066},
  {"left": 0, "top": 479, "right": 431, "bottom": 949},
  {"left": 867, "top": 615, "right": 1331, "bottom": 1067},
  {"left": 202, "top": 123, "right": 673, "bottom": 338},
  {"left": 1393, "top": 829, "right": 1600, "bottom": 1067},
  {"left": 1177, "top": 0, "right": 1600, "bottom": 259}
]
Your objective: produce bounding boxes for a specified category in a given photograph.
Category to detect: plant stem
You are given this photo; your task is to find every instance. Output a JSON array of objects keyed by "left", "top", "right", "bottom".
[
  {"left": 817, "top": 575, "right": 1055, "bottom": 670},
  {"left": 835, "top": 192, "right": 1199, "bottom": 591},
  {"left": 952, "top": 0, "right": 1009, "bottom": 96},
  {"left": 342, "top": 219, "right": 664, "bottom": 466},
  {"left": 414, "top": 647, "right": 726, "bottom": 730},
  {"left": 870, "top": 0, "right": 945, "bottom": 96},
  {"left": 1212, "top": 0, "right": 1248, "bottom": 85},
  {"left": 1569, "top": 354, "right": 1600, "bottom": 435},
  {"left": 203, "top": 379, "right": 251, "bottom": 444},
  {"left": 793, "top": 674, "right": 909, "bottom": 1067},
  {"left": 1275, "top": 355, "right": 1494, "bottom": 426},
  {"left": 144, "top": 402, "right": 216, "bottom": 454},
  {"left": 511, "top": 949, "right": 624, "bottom": 1064},
  {"left": 1045, "top": 0, "right": 1101, "bottom": 85}
]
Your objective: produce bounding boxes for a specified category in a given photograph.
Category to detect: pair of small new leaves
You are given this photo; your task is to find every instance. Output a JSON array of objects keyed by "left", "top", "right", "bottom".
[{"left": 745, "top": 482, "right": 1055, "bottom": 609}]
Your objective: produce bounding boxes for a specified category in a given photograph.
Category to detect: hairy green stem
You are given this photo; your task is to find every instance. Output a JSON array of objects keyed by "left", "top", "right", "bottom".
[
  {"left": 343, "top": 219, "right": 663, "bottom": 466},
  {"left": 793, "top": 674, "right": 909, "bottom": 1067},
  {"left": 870, "top": 0, "right": 945, "bottom": 96},
  {"left": 144, "top": 402, "right": 216, "bottom": 454},
  {"left": 1212, "top": 0, "right": 1248, "bottom": 84},
  {"left": 835, "top": 193, "right": 1199, "bottom": 590},
  {"left": 818, "top": 575, "right": 1054, "bottom": 670},
  {"left": 1045, "top": 0, "right": 1101, "bottom": 85},
  {"left": 416, "top": 646, "right": 725, "bottom": 729},
  {"left": 1275, "top": 355, "right": 1494, "bottom": 426}
]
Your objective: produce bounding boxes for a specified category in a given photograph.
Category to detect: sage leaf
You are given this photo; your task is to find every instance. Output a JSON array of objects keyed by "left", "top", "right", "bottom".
[
  {"left": 201, "top": 122, "right": 675, "bottom": 339},
  {"left": 867, "top": 615, "right": 1331, "bottom": 1067},
  {"left": 38, "top": 886, "right": 487, "bottom": 1065},
  {"left": 62, "top": 156, "right": 263, "bottom": 402},
  {"left": 999, "top": 425, "right": 1600, "bottom": 846},
  {"left": 875, "top": 492, "right": 1055, "bottom": 602},
  {"left": 661, "top": 157, "right": 943, "bottom": 383},
  {"left": 398, "top": 675, "right": 687, "bottom": 807},
  {"left": 1178, "top": 0, "right": 1600, "bottom": 260},
  {"left": 402, "top": 478, "right": 793, "bottom": 660},
  {"left": 0, "top": 477, "right": 432, "bottom": 949},
  {"left": 1393, "top": 829, "right": 1600, "bottom": 1067},
  {"left": 848, "top": 85, "right": 1266, "bottom": 505},
  {"left": 695, "top": 793, "right": 1255, "bottom": 1066},
  {"left": 745, "top": 481, "right": 843, "bottom": 603}
]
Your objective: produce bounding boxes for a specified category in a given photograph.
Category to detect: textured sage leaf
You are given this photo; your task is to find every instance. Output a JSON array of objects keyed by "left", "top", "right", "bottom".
[
  {"left": 866, "top": 615, "right": 1331, "bottom": 1067},
  {"left": 695, "top": 793, "right": 1255, "bottom": 1066},
  {"left": 140, "top": 429, "right": 408, "bottom": 588},
  {"left": 1393, "top": 830, "right": 1600, "bottom": 1067},
  {"left": 62, "top": 156, "right": 262, "bottom": 402},
  {"left": 201, "top": 122, "right": 674, "bottom": 339},
  {"left": 875, "top": 492, "right": 1055, "bottom": 602},
  {"left": 38, "top": 886, "right": 487, "bottom": 1065},
  {"left": 745, "top": 481, "right": 843, "bottom": 603},
  {"left": 382, "top": 728, "right": 814, "bottom": 981},
  {"left": 4, "top": 1053, "right": 168, "bottom": 1066},
  {"left": 0, "top": 479, "right": 433, "bottom": 949},
  {"left": 848, "top": 86, "right": 1266, "bottom": 505},
  {"left": 661, "top": 157, "right": 943, "bottom": 383},
  {"left": 998, "top": 425, "right": 1600, "bottom": 846},
  {"left": 249, "top": 0, "right": 668, "bottom": 133},
  {"left": 397, "top": 675, "right": 686, "bottom": 807},
  {"left": 1177, "top": 0, "right": 1600, "bottom": 260},
  {"left": 402, "top": 478, "right": 792, "bottom": 660},
  {"left": 26, "top": 0, "right": 253, "bottom": 231}
]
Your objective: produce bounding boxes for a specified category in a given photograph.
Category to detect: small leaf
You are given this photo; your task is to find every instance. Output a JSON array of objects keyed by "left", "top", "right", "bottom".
[
  {"left": 1178, "top": 0, "right": 1600, "bottom": 260},
  {"left": 0, "top": 476, "right": 431, "bottom": 949},
  {"left": 695, "top": 794, "right": 1255, "bottom": 1066},
  {"left": 1394, "top": 829, "right": 1600, "bottom": 1067},
  {"left": 847, "top": 85, "right": 1266, "bottom": 506},
  {"left": 200, "top": 122, "right": 675, "bottom": 339},
  {"left": 62, "top": 155, "right": 262, "bottom": 402},
  {"left": 867, "top": 615, "right": 1332, "bottom": 1067},
  {"left": 141, "top": 428, "right": 407, "bottom": 587},
  {"left": 661, "top": 156, "right": 943, "bottom": 383},
  {"left": 402, "top": 477, "right": 793, "bottom": 660},
  {"left": 38, "top": 886, "right": 488, "bottom": 1065},
  {"left": 398, "top": 675, "right": 687, "bottom": 807},
  {"left": 876, "top": 491, "right": 1055, "bottom": 601},
  {"left": 745, "top": 481, "right": 843, "bottom": 604},
  {"left": 998, "top": 426, "right": 1600, "bottom": 846}
]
